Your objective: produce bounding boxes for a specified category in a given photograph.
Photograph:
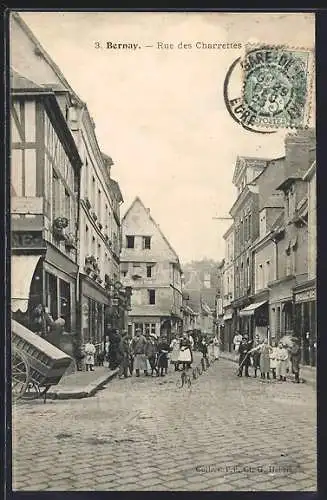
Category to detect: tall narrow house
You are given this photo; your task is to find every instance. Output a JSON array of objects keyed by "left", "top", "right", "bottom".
[{"left": 120, "top": 197, "right": 183, "bottom": 341}]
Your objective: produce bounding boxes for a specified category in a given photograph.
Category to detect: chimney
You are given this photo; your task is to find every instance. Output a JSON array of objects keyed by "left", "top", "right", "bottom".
[{"left": 285, "top": 128, "right": 316, "bottom": 178}]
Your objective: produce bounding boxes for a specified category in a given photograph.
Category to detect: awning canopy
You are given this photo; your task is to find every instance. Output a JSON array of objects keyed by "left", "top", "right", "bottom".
[
  {"left": 11, "top": 255, "right": 42, "bottom": 312},
  {"left": 223, "top": 313, "right": 233, "bottom": 321},
  {"left": 239, "top": 300, "right": 267, "bottom": 317}
]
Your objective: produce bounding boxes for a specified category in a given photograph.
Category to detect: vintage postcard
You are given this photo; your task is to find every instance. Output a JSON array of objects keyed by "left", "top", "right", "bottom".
[{"left": 9, "top": 11, "right": 316, "bottom": 492}]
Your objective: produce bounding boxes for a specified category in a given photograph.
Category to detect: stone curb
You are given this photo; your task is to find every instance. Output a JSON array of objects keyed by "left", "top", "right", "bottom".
[
  {"left": 46, "top": 368, "right": 119, "bottom": 400},
  {"left": 219, "top": 354, "right": 316, "bottom": 387}
]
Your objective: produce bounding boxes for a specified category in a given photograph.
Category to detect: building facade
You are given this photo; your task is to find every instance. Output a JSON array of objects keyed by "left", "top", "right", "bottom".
[
  {"left": 10, "top": 13, "right": 129, "bottom": 362},
  {"left": 183, "top": 263, "right": 216, "bottom": 338},
  {"left": 293, "top": 154, "right": 316, "bottom": 366},
  {"left": 11, "top": 70, "right": 82, "bottom": 358},
  {"left": 251, "top": 157, "right": 285, "bottom": 342},
  {"left": 120, "top": 197, "right": 183, "bottom": 342},
  {"left": 230, "top": 157, "right": 268, "bottom": 339},
  {"left": 222, "top": 225, "right": 234, "bottom": 351}
]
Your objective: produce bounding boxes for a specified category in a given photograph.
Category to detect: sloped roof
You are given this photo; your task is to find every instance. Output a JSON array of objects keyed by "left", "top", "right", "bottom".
[
  {"left": 271, "top": 211, "right": 285, "bottom": 232},
  {"left": 109, "top": 178, "right": 123, "bottom": 203},
  {"left": 12, "top": 13, "right": 82, "bottom": 104},
  {"left": 11, "top": 69, "right": 46, "bottom": 91},
  {"left": 232, "top": 156, "right": 270, "bottom": 185},
  {"left": 123, "top": 197, "right": 181, "bottom": 268}
]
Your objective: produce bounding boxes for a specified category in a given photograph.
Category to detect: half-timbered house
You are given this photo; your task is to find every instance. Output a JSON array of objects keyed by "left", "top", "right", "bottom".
[{"left": 11, "top": 70, "right": 82, "bottom": 357}]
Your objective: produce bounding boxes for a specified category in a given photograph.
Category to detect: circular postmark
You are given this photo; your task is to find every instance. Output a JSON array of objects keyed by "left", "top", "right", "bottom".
[
  {"left": 224, "top": 46, "right": 310, "bottom": 133},
  {"left": 223, "top": 57, "right": 275, "bottom": 134}
]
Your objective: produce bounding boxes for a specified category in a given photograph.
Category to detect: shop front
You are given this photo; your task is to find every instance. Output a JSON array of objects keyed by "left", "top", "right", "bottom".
[
  {"left": 11, "top": 230, "right": 78, "bottom": 358},
  {"left": 239, "top": 300, "right": 269, "bottom": 341},
  {"left": 293, "top": 280, "right": 316, "bottom": 366},
  {"left": 268, "top": 276, "right": 296, "bottom": 343},
  {"left": 128, "top": 317, "right": 161, "bottom": 338},
  {"left": 80, "top": 277, "right": 109, "bottom": 356},
  {"left": 231, "top": 296, "right": 252, "bottom": 337},
  {"left": 222, "top": 309, "right": 233, "bottom": 352},
  {"left": 11, "top": 229, "right": 47, "bottom": 331}
]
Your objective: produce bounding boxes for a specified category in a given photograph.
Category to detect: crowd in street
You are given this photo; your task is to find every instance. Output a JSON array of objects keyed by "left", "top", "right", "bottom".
[
  {"left": 233, "top": 332, "right": 302, "bottom": 383},
  {"left": 82, "top": 330, "right": 221, "bottom": 379}
]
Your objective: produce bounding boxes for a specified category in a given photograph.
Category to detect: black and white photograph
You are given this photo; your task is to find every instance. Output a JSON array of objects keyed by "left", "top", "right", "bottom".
[{"left": 9, "top": 11, "right": 316, "bottom": 492}]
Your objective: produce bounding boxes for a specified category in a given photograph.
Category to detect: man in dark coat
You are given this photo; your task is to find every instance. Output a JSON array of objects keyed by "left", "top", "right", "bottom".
[
  {"left": 118, "top": 332, "right": 131, "bottom": 379},
  {"left": 156, "top": 335, "right": 170, "bottom": 377},
  {"left": 108, "top": 329, "right": 123, "bottom": 370},
  {"left": 290, "top": 338, "right": 301, "bottom": 383},
  {"left": 238, "top": 334, "right": 253, "bottom": 377}
]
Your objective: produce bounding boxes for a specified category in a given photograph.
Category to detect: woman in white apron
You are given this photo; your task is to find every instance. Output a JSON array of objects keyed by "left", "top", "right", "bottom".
[
  {"left": 178, "top": 333, "right": 192, "bottom": 370},
  {"left": 170, "top": 335, "right": 180, "bottom": 371}
]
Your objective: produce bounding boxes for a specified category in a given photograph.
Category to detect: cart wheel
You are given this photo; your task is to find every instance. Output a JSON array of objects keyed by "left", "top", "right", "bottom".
[{"left": 12, "top": 348, "right": 29, "bottom": 402}]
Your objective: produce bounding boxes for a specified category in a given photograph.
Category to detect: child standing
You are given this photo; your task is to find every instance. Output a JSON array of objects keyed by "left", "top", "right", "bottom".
[
  {"left": 84, "top": 339, "right": 96, "bottom": 372},
  {"left": 269, "top": 341, "right": 278, "bottom": 379},
  {"left": 275, "top": 342, "right": 289, "bottom": 381},
  {"left": 170, "top": 335, "right": 180, "bottom": 371}
]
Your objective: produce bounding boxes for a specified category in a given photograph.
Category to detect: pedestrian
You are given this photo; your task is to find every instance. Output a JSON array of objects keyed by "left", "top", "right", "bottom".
[
  {"left": 178, "top": 332, "right": 193, "bottom": 370},
  {"left": 84, "top": 339, "right": 96, "bottom": 372},
  {"left": 156, "top": 335, "right": 170, "bottom": 377},
  {"left": 189, "top": 333, "right": 195, "bottom": 351},
  {"left": 108, "top": 329, "right": 122, "bottom": 370},
  {"left": 131, "top": 328, "right": 148, "bottom": 377},
  {"left": 118, "top": 332, "right": 131, "bottom": 379},
  {"left": 145, "top": 333, "right": 158, "bottom": 376},
  {"left": 269, "top": 341, "right": 278, "bottom": 379},
  {"left": 233, "top": 331, "right": 243, "bottom": 354},
  {"left": 200, "top": 336, "right": 208, "bottom": 359},
  {"left": 104, "top": 335, "right": 110, "bottom": 368},
  {"left": 289, "top": 337, "right": 301, "bottom": 383},
  {"left": 208, "top": 338, "right": 214, "bottom": 360},
  {"left": 213, "top": 335, "right": 220, "bottom": 360},
  {"left": 169, "top": 334, "right": 180, "bottom": 371},
  {"left": 259, "top": 338, "right": 271, "bottom": 379},
  {"left": 275, "top": 342, "right": 289, "bottom": 381},
  {"left": 237, "top": 334, "right": 253, "bottom": 377},
  {"left": 127, "top": 332, "right": 134, "bottom": 376},
  {"left": 251, "top": 334, "right": 261, "bottom": 378}
]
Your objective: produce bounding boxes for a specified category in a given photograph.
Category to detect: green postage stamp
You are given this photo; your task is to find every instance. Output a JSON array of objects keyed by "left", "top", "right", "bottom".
[{"left": 240, "top": 44, "right": 315, "bottom": 131}]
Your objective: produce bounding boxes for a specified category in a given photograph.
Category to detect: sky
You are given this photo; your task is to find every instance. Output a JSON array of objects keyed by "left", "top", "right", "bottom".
[{"left": 17, "top": 12, "right": 315, "bottom": 264}]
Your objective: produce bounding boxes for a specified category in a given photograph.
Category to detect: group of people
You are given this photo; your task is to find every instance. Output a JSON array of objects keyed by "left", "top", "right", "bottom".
[
  {"left": 83, "top": 329, "right": 222, "bottom": 378},
  {"left": 233, "top": 332, "right": 301, "bottom": 383}
]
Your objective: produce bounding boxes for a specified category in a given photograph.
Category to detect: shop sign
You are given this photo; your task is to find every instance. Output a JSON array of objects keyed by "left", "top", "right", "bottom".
[
  {"left": 12, "top": 231, "right": 45, "bottom": 249},
  {"left": 294, "top": 289, "right": 316, "bottom": 303}
]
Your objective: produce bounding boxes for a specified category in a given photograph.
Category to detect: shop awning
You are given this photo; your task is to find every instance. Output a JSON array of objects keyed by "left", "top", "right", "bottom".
[
  {"left": 11, "top": 255, "right": 42, "bottom": 312},
  {"left": 223, "top": 313, "right": 233, "bottom": 321},
  {"left": 239, "top": 300, "right": 267, "bottom": 317}
]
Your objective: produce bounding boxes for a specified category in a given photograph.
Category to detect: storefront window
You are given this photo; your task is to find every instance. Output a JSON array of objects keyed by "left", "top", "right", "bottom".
[
  {"left": 59, "top": 279, "right": 71, "bottom": 332},
  {"left": 134, "top": 323, "right": 144, "bottom": 334},
  {"left": 96, "top": 303, "right": 103, "bottom": 346},
  {"left": 45, "top": 271, "right": 58, "bottom": 321}
]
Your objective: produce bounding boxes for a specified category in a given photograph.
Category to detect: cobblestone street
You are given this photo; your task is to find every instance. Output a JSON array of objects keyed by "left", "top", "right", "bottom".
[{"left": 12, "top": 358, "right": 316, "bottom": 492}]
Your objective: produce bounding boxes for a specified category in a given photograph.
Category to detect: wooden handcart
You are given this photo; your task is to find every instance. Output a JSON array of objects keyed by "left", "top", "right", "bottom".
[{"left": 11, "top": 319, "right": 73, "bottom": 403}]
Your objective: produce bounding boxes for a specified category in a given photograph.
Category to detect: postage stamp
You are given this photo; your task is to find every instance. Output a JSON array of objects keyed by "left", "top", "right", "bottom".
[{"left": 240, "top": 44, "right": 315, "bottom": 131}]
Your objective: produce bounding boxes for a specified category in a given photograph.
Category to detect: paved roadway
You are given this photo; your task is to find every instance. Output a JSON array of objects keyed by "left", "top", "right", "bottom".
[{"left": 12, "top": 357, "right": 316, "bottom": 491}]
